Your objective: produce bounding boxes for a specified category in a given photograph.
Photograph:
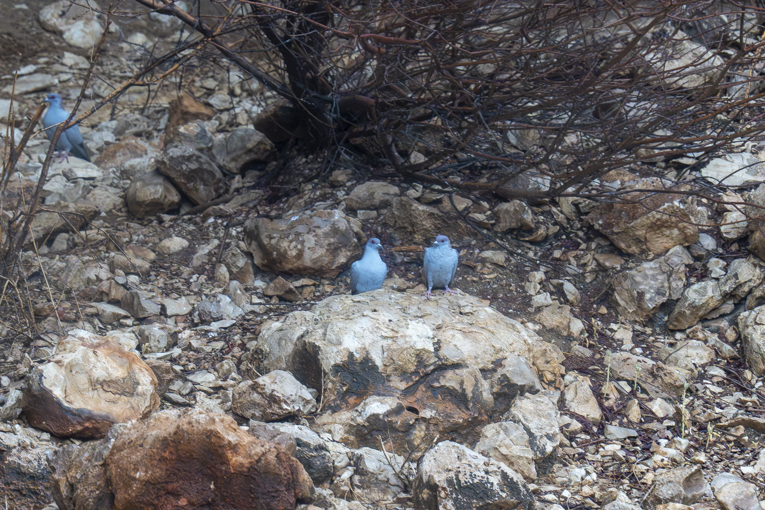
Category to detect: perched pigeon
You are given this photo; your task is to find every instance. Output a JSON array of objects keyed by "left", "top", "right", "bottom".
[
  {"left": 42, "top": 93, "right": 90, "bottom": 162},
  {"left": 350, "top": 238, "right": 387, "bottom": 294},
  {"left": 423, "top": 235, "right": 458, "bottom": 299}
]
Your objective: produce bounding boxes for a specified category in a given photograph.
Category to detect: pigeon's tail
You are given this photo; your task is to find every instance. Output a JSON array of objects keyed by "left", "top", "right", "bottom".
[{"left": 69, "top": 142, "right": 91, "bottom": 162}]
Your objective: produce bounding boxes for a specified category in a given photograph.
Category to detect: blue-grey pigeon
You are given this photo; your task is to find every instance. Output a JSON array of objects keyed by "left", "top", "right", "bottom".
[
  {"left": 423, "top": 235, "right": 458, "bottom": 299},
  {"left": 350, "top": 238, "right": 387, "bottom": 294},
  {"left": 42, "top": 93, "right": 90, "bottom": 162}
]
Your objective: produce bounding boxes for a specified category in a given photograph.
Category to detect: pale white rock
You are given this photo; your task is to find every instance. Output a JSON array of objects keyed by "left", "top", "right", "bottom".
[
  {"left": 645, "top": 465, "right": 710, "bottom": 508},
  {"left": 156, "top": 236, "right": 189, "bottom": 255},
  {"left": 643, "top": 30, "right": 724, "bottom": 89},
  {"left": 94, "top": 302, "right": 130, "bottom": 324},
  {"left": 63, "top": 18, "right": 103, "bottom": 49},
  {"left": 658, "top": 340, "right": 715, "bottom": 372},
  {"left": 562, "top": 373, "right": 603, "bottom": 424},
  {"left": 474, "top": 421, "right": 537, "bottom": 480},
  {"left": 720, "top": 210, "right": 748, "bottom": 241},
  {"left": 504, "top": 393, "right": 560, "bottom": 459},
  {"left": 62, "top": 52, "right": 90, "bottom": 69},
  {"left": 21, "top": 332, "right": 159, "bottom": 438},
  {"left": 737, "top": 305, "right": 765, "bottom": 376},
  {"left": 3, "top": 73, "right": 57, "bottom": 94},
  {"left": 232, "top": 370, "right": 318, "bottom": 421},
  {"left": 702, "top": 152, "right": 765, "bottom": 187},
  {"left": 412, "top": 441, "right": 534, "bottom": 510},
  {"left": 612, "top": 245, "right": 693, "bottom": 322}
]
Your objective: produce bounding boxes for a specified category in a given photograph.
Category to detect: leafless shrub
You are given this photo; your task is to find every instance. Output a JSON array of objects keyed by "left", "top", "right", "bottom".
[{"left": 122, "top": 0, "right": 765, "bottom": 202}]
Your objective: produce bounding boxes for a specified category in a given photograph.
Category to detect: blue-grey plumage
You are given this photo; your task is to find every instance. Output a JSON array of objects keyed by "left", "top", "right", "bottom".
[
  {"left": 42, "top": 93, "right": 90, "bottom": 162},
  {"left": 423, "top": 235, "right": 458, "bottom": 299},
  {"left": 350, "top": 238, "right": 387, "bottom": 294}
]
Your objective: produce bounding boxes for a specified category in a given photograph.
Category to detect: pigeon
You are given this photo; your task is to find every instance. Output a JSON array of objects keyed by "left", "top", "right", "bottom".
[
  {"left": 423, "top": 235, "right": 458, "bottom": 299},
  {"left": 41, "top": 93, "right": 90, "bottom": 162},
  {"left": 350, "top": 238, "right": 387, "bottom": 294}
]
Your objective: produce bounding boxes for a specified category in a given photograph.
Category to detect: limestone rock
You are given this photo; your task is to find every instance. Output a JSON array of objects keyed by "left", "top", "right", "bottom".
[
  {"left": 248, "top": 421, "right": 334, "bottom": 485},
  {"left": 221, "top": 246, "right": 255, "bottom": 286},
  {"left": 245, "top": 209, "right": 362, "bottom": 277},
  {"left": 412, "top": 441, "right": 534, "bottom": 510},
  {"left": 562, "top": 373, "right": 603, "bottom": 424},
  {"left": 120, "top": 290, "right": 161, "bottom": 319},
  {"left": 232, "top": 370, "right": 318, "bottom": 421},
  {"left": 702, "top": 152, "right": 765, "bottom": 187},
  {"left": 612, "top": 246, "right": 692, "bottom": 322},
  {"left": 586, "top": 179, "right": 700, "bottom": 256},
  {"left": 643, "top": 30, "right": 724, "bottom": 89},
  {"left": 712, "top": 473, "right": 760, "bottom": 510},
  {"left": 156, "top": 236, "right": 189, "bottom": 255},
  {"left": 657, "top": 340, "right": 715, "bottom": 372},
  {"left": 609, "top": 352, "right": 691, "bottom": 398},
  {"left": 645, "top": 466, "right": 710, "bottom": 509},
  {"left": 264, "top": 276, "right": 302, "bottom": 302},
  {"left": 256, "top": 291, "right": 564, "bottom": 452},
  {"left": 212, "top": 127, "right": 274, "bottom": 173},
  {"left": 125, "top": 170, "right": 181, "bottom": 218},
  {"left": 487, "top": 355, "right": 542, "bottom": 414},
  {"left": 737, "top": 305, "right": 765, "bottom": 375},
  {"left": 667, "top": 280, "right": 724, "bottom": 330},
  {"left": 27, "top": 202, "right": 99, "bottom": 248},
  {"left": 345, "top": 181, "right": 401, "bottom": 211},
  {"left": 504, "top": 393, "right": 560, "bottom": 459},
  {"left": 21, "top": 332, "right": 159, "bottom": 438},
  {"left": 494, "top": 200, "right": 535, "bottom": 231},
  {"left": 157, "top": 144, "right": 226, "bottom": 205},
  {"left": 384, "top": 197, "right": 471, "bottom": 245},
  {"left": 93, "top": 137, "right": 150, "bottom": 170},
  {"left": 350, "top": 447, "right": 410, "bottom": 504},
  {"left": 474, "top": 422, "right": 537, "bottom": 480}
]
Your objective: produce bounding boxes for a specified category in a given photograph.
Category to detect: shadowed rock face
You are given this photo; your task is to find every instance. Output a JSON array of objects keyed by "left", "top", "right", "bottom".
[{"left": 21, "top": 331, "right": 159, "bottom": 439}]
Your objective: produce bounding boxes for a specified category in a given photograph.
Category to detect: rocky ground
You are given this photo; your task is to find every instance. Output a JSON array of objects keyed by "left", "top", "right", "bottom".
[{"left": 1, "top": 2, "right": 765, "bottom": 510}]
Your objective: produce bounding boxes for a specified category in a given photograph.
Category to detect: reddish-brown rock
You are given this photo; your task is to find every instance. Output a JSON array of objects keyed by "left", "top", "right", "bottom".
[
  {"left": 167, "top": 93, "right": 215, "bottom": 130},
  {"left": 106, "top": 409, "right": 314, "bottom": 510}
]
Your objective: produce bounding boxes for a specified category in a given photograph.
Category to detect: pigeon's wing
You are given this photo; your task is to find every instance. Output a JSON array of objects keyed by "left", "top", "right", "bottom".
[
  {"left": 448, "top": 250, "right": 458, "bottom": 284},
  {"left": 56, "top": 129, "right": 73, "bottom": 153},
  {"left": 62, "top": 123, "right": 90, "bottom": 161},
  {"left": 422, "top": 247, "right": 433, "bottom": 286},
  {"left": 350, "top": 260, "right": 361, "bottom": 294}
]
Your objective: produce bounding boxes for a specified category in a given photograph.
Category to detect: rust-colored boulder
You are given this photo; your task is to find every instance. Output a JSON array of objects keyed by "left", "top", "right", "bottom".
[
  {"left": 22, "top": 332, "right": 159, "bottom": 439},
  {"left": 106, "top": 409, "right": 314, "bottom": 510}
]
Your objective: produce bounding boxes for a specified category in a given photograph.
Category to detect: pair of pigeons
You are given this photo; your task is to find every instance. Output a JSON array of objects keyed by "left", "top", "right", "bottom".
[
  {"left": 351, "top": 235, "right": 458, "bottom": 299},
  {"left": 40, "top": 93, "right": 90, "bottom": 162}
]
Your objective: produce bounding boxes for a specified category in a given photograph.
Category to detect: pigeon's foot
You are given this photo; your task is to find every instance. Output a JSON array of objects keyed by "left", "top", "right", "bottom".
[
  {"left": 444, "top": 286, "right": 454, "bottom": 295},
  {"left": 53, "top": 150, "right": 70, "bottom": 163},
  {"left": 424, "top": 290, "right": 433, "bottom": 300}
]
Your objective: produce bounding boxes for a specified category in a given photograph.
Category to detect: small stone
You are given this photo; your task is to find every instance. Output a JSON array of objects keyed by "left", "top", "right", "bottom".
[
  {"left": 157, "top": 236, "right": 189, "bottom": 255},
  {"left": 263, "top": 277, "right": 302, "bottom": 302}
]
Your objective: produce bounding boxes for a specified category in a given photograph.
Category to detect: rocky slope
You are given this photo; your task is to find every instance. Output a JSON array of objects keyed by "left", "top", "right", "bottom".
[{"left": 0, "top": 2, "right": 764, "bottom": 510}]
